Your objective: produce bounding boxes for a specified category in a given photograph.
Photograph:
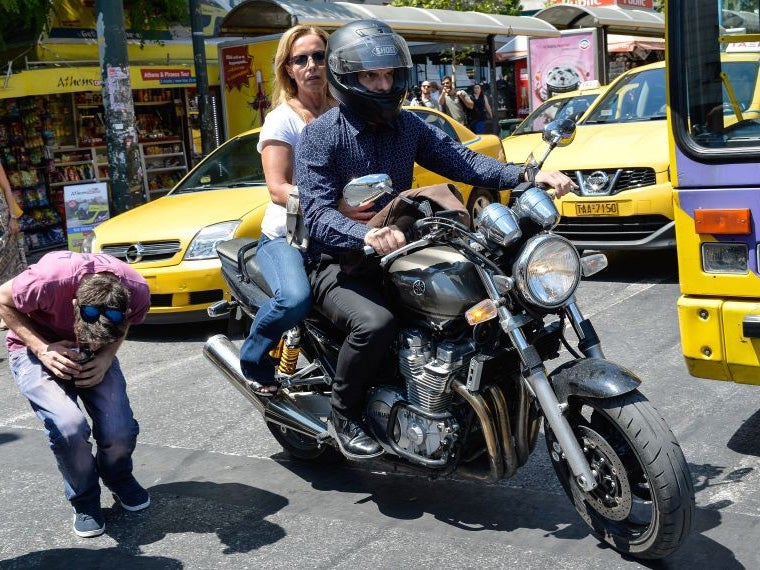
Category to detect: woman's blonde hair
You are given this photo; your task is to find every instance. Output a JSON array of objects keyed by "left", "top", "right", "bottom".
[{"left": 271, "top": 25, "right": 331, "bottom": 107}]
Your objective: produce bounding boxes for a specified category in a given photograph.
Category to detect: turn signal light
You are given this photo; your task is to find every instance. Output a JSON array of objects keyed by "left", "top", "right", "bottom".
[
  {"left": 694, "top": 208, "right": 751, "bottom": 235},
  {"left": 465, "top": 299, "right": 498, "bottom": 325}
]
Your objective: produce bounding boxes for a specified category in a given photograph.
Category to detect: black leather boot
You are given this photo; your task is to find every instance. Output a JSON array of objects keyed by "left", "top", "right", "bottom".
[{"left": 328, "top": 411, "right": 383, "bottom": 459}]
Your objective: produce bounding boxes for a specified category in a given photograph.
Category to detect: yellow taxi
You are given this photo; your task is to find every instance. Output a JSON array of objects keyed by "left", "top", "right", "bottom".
[
  {"left": 529, "top": 55, "right": 760, "bottom": 252},
  {"left": 82, "top": 106, "right": 507, "bottom": 322},
  {"left": 504, "top": 61, "right": 672, "bottom": 251}
]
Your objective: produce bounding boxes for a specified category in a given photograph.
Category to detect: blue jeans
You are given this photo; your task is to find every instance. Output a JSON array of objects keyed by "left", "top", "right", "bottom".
[
  {"left": 9, "top": 348, "right": 139, "bottom": 509},
  {"left": 239, "top": 235, "right": 311, "bottom": 384}
]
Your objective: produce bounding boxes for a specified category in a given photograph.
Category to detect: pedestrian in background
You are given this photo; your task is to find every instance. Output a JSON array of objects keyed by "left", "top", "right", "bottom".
[
  {"left": 0, "top": 162, "right": 26, "bottom": 330},
  {"left": 469, "top": 83, "right": 493, "bottom": 134},
  {"left": 409, "top": 81, "right": 436, "bottom": 108},
  {"left": 0, "top": 251, "right": 151, "bottom": 538},
  {"left": 429, "top": 81, "right": 440, "bottom": 105},
  {"left": 438, "top": 75, "right": 473, "bottom": 126}
]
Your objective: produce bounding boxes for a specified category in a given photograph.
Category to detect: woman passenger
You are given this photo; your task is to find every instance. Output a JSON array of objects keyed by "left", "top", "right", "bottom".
[{"left": 238, "top": 25, "right": 334, "bottom": 395}]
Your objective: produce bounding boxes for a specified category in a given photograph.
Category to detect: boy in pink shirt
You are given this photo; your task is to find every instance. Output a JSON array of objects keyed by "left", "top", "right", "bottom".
[{"left": 0, "top": 251, "right": 150, "bottom": 538}]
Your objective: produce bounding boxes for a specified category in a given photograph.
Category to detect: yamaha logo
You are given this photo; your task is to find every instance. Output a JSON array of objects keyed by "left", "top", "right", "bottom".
[
  {"left": 373, "top": 45, "right": 397, "bottom": 56},
  {"left": 125, "top": 243, "right": 146, "bottom": 264},
  {"left": 584, "top": 171, "right": 610, "bottom": 195},
  {"left": 412, "top": 280, "right": 426, "bottom": 296}
]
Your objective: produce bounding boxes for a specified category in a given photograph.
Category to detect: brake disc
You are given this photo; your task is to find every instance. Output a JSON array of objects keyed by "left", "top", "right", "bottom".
[{"left": 576, "top": 425, "right": 632, "bottom": 521}]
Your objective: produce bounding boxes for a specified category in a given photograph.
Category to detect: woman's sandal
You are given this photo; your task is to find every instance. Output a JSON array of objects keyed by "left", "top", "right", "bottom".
[{"left": 249, "top": 380, "right": 279, "bottom": 398}]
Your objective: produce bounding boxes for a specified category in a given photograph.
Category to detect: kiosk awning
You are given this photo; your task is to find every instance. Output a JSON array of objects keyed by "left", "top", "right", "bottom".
[
  {"left": 219, "top": 0, "right": 560, "bottom": 43},
  {"left": 534, "top": 5, "right": 664, "bottom": 37}
]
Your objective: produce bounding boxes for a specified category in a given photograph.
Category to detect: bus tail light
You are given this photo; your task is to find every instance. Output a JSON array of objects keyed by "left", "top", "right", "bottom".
[{"left": 694, "top": 208, "right": 751, "bottom": 235}]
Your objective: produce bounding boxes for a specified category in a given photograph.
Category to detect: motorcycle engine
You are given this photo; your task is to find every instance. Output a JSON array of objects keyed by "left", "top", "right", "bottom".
[{"left": 366, "top": 329, "right": 471, "bottom": 463}]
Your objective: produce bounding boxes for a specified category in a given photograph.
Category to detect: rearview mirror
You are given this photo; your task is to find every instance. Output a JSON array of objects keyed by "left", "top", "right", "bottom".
[
  {"left": 343, "top": 174, "right": 393, "bottom": 207},
  {"left": 542, "top": 118, "right": 576, "bottom": 147}
]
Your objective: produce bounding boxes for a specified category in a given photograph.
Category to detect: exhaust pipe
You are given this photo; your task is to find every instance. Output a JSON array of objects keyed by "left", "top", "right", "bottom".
[{"left": 203, "top": 334, "right": 327, "bottom": 439}]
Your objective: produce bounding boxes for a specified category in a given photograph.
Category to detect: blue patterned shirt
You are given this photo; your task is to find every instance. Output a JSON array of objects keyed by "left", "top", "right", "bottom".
[{"left": 295, "top": 105, "right": 522, "bottom": 259}]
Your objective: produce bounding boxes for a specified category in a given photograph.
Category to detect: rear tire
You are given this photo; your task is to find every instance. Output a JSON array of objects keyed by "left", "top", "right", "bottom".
[
  {"left": 467, "top": 188, "right": 497, "bottom": 228},
  {"left": 546, "top": 390, "right": 694, "bottom": 559},
  {"left": 266, "top": 422, "right": 343, "bottom": 464}
]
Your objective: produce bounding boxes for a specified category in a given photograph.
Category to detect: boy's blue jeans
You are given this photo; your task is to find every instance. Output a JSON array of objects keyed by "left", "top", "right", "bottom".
[{"left": 9, "top": 348, "right": 139, "bottom": 509}]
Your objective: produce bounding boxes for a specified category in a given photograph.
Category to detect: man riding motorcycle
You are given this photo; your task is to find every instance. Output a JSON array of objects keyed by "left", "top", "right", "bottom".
[{"left": 295, "top": 19, "right": 577, "bottom": 459}]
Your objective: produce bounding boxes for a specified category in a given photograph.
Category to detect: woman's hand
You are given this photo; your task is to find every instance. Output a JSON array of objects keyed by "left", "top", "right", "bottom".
[
  {"left": 338, "top": 198, "right": 375, "bottom": 221},
  {"left": 8, "top": 217, "right": 20, "bottom": 235},
  {"left": 534, "top": 170, "right": 578, "bottom": 198}
]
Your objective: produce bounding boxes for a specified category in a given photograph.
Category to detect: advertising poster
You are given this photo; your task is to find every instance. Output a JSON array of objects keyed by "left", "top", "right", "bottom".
[
  {"left": 219, "top": 39, "right": 279, "bottom": 138},
  {"left": 64, "top": 182, "right": 110, "bottom": 252},
  {"left": 527, "top": 29, "right": 598, "bottom": 112}
]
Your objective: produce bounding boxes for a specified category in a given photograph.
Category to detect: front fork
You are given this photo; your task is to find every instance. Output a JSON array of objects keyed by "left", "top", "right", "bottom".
[{"left": 478, "top": 270, "right": 599, "bottom": 492}]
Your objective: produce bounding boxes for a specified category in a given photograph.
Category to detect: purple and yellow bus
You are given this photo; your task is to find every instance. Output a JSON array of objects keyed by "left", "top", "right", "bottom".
[{"left": 668, "top": 0, "right": 760, "bottom": 384}]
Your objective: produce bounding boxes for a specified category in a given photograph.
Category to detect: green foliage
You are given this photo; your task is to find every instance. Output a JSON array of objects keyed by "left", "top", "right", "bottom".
[
  {"left": 125, "top": 0, "right": 189, "bottom": 43},
  {"left": 391, "top": 0, "right": 523, "bottom": 64},
  {"left": 0, "top": 0, "right": 190, "bottom": 54},
  {"left": 0, "top": 0, "right": 51, "bottom": 51},
  {"left": 391, "top": 0, "right": 522, "bottom": 16}
]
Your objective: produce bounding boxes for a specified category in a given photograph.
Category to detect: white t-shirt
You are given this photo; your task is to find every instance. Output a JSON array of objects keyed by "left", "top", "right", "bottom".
[{"left": 257, "top": 102, "right": 304, "bottom": 239}]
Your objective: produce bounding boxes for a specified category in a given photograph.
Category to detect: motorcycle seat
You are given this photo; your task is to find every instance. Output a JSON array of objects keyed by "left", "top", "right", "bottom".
[{"left": 216, "top": 237, "right": 273, "bottom": 297}]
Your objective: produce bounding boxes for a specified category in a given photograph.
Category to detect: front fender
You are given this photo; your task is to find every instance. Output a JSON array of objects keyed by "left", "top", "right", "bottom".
[{"left": 548, "top": 358, "right": 641, "bottom": 405}]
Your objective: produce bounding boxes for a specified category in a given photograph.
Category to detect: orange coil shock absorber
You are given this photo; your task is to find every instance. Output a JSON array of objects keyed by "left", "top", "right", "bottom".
[
  {"left": 268, "top": 337, "right": 284, "bottom": 360},
  {"left": 278, "top": 327, "right": 301, "bottom": 376}
]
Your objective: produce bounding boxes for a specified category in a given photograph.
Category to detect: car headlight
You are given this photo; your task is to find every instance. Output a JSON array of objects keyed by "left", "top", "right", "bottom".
[
  {"left": 513, "top": 234, "right": 580, "bottom": 309},
  {"left": 184, "top": 221, "right": 241, "bottom": 260},
  {"left": 81, "top": 231, "right": 96, "bottom": 253}
]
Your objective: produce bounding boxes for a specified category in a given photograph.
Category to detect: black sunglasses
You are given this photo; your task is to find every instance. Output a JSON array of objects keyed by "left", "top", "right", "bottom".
[
  {"left": 79, "top": 304, "right": 126, "bottom": 325},
  {"left": 289, "top": 51, "right": 326, "bottom": 67}
]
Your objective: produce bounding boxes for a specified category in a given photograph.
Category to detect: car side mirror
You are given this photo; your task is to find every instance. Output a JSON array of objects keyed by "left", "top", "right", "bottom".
[{"left": 343, "top": 174, "right": 394, "bottom": 207}]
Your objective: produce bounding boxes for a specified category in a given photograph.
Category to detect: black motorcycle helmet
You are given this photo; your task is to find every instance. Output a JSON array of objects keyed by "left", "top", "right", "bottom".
[{"left": 326, "top": 19, "right": 413, "bottom": 125}]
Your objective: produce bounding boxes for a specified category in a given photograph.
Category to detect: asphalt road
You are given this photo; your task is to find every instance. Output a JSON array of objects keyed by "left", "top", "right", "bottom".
[{"left": 1, "top": 250, "right": 759, "bottom": 569}]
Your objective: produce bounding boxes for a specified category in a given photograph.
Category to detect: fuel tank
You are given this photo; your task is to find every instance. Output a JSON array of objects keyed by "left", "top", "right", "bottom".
[{"left": 387, "top": 245, "right": 486, "bottom": 325}]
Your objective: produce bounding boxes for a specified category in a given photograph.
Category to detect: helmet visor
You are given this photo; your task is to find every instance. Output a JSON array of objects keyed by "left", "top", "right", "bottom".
[{"left": 329, "top": 32, "right": 413, "bottom": 74}]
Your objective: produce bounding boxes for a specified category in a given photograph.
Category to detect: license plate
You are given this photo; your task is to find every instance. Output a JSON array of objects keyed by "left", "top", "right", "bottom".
[{"left": 575, "top": 202, "right": 619, "bottom": 216}]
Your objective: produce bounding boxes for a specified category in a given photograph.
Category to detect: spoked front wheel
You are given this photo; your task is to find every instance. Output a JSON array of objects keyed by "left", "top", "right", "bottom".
[{"left": 545, "top": 390, "right": 694, "bottom": 560}]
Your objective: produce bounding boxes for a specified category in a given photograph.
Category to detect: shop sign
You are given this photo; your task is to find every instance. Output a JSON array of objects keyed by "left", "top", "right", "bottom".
[
  {"left": 221, "top": 45, "right": 254, "bottom": 91},
  {"left": 546, "top": 0, "right": 655, "bottom": 9},
  {"left": 64, "top": 182, "right": 110, "bottom": 252},
  {"left": 139, "top": 68, "right": 195, "bottom": 85}
]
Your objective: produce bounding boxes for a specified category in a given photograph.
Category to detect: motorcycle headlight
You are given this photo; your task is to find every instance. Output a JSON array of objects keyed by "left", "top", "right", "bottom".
[
  {"left": 513, "top": 234, "right": 580, "bottom": 309},
  {"left": 184, "top": 221, "right": 241, "bottom": 260}
]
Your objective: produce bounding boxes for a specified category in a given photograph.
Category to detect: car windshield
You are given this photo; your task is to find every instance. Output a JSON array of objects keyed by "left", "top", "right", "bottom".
[
  {"left": 171, "top": 131, "right": 265, "bottom": 194},
  {"left": 513, "top": 94, "right": 598, "bottom": 135},
  {"left": 585, "top": 67, "right": 666, "bottom": 124}
]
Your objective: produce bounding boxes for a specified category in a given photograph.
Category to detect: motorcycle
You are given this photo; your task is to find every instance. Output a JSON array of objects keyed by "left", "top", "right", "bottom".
[{"left": 203, "top": 119, "right": 694, "bottom": 560}]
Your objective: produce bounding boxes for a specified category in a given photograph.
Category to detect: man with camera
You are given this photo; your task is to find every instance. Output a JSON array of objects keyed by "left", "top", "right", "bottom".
[
  {"left": 0, "top": 251, "right": 151, "bottom": 537},
  {"left": 438, "top": 75, "right": 474, "bottom": 125}
]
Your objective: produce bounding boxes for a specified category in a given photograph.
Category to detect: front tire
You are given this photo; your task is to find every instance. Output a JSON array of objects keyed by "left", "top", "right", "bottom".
[{"left": 545, "top": 390, "right": 694, "bottom": 559}]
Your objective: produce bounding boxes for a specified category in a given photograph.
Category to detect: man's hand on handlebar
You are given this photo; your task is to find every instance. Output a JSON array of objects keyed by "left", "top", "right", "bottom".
[
  {"left": 364, "top": 225, "right": 406, "bottom": 255},
  {"left": 534, "top": 170, "right": 578, "bottom": 198}
]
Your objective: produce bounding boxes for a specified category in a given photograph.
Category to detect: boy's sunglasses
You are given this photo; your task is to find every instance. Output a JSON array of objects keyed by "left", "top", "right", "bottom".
[
  {"left": 79, "top": 304, "right": 126, "bottom": 325},
  {"left": 289, "top": 51, "right": 326, "bottom": 67}
]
